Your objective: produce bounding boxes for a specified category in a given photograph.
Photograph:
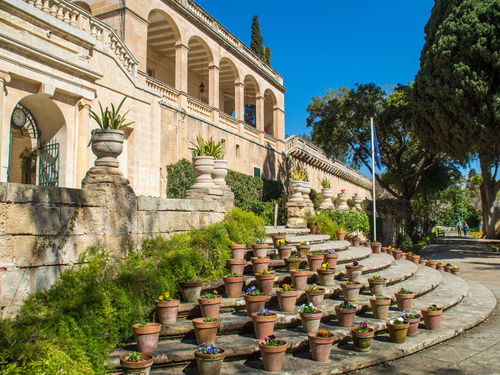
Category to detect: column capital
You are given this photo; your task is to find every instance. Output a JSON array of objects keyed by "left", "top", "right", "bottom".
[
  {"left": 78, "top": 98, "right": 93, "bottom": 110},
  {"left": 208, "top": 64, "right": 220, "bottom": 71},
  {"left": 256, "top": 95, "right": 265, "bottom": 101},
  {"left": 235, "top": 81, "right": 245, "bottom": 88},
  {"left": 175, "top": 43, "right": 190, "bottom": 52}
]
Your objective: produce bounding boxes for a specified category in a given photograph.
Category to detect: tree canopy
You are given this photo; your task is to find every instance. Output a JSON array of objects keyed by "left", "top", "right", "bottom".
[{"left": 250, "top": 14, "right": 271, "bottom": 64}]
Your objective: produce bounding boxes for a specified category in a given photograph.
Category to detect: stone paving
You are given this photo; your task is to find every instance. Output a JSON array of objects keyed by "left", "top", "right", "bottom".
[{"left": 353, "top": 235, "right": 500, "bottom": 375}]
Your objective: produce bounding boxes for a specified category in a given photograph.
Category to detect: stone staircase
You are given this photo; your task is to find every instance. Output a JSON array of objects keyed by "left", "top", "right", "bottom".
[{"left": 107, "top": 227, "right": 496, "bottom": 374}]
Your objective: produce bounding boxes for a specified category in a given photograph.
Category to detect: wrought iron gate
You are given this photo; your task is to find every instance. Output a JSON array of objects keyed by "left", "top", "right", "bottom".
[{"left": 38, "top": 139, "right": 59, "bottom": 186}]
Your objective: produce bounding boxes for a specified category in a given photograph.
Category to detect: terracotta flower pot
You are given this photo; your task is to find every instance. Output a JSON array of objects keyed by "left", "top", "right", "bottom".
[
  {"left": 351, "top": 327, "right": 375, "bottom": 352},
  {"left": 290, "top": 269, "right": 309, "bottom": 290},
  {"left": 308, "top": 331, "right": 335, "bottom": 362},
  {"left": 404, "top": 314, "right": 421, "bottom": 336},
  {"left": 300, "top": 311, "right": 322, "bottom": 332},
  {"left": 255, "top": 272, "right": 275, "bottom": 294},
  {"left": 155, "top": 299, "right": 180, "bottom": 325},
  {"left": 444, "top": 265, "right": 454, "bottom": 273},
  {"left": 317, "top": 269, "right": 336, "bottom": 286},
  {"left": 369, "top": 297, "right": 391, "bottom": 320},
  {"left": 284, "top": 257, "right": 301, "bottom": 271},
  {"left": 252, "top": 244, "right": 269, "bottom": 258},
  {"left": 410, "top": 255, "right": 420, "bottom": 265},
  {"left": 192, "top": 318, "right": 219, "bottom": 345},
  {"left": 198, "top": 295, "right": 222, "bottom": 318},
  {"left": 296, "top": 245, "right": 311, "bottom": 258},
  {"left": 395, "top": 292, "right": 415, "bottom": 311},
  {"left": 251, "top": 312, "right": 277, "bottom": 339},
  {"left": 223, "top": 276, "right": 244, "bottom": 298},
  {"left": 371, "top": 243, "right": 382, "bottom": 253},
  {"left": 195, "top": 348, "right": 226, "bottom": 375},
  {"left": 271, "top": 234, "right": 286, "bottom": 248},
  {"left": 277, "top": 246, "right": 292, "bottom": 259},
  {"left": 336, "top": 230, "right": 346, "bottom": 241},
  {"left": 380, "top": 247, "right": 388, "bottom": 253},
  {"left": 393, "top": 250, "right": 403, "bottom": 260},
  {"left": 120, "top": 352, "right": 153, "bottom": 375},
  {"left": 230, "top": 244, "right": 246, "bottom": 260},
  {"left": 251, "top": 257, "right": 270, "bottom": 274},
  {"left": 419, "top": 258, "right": 426, "bottom": 265},
  {"left": 450, "top": 268, "right": 460, "bottom": 276},
  {"left": 306, "top": 288, "right": 326, "bottom": 306},
  {"left": 426, "top": 261, "right": 437, "bottom": 269},
  {"left": 387, "top": 321, "right": 409, "bottom": 343},
  {"left": 323, "top": 253, "right": 339, "bottom": 269},
  {"left": 179, "top": 280, "right": 203, "bottom": 302},
  {"left": 259, "top": 339, "right": 287, "bottom": 372},
  {"left": 368, "top": 278, "right": 387, "bottom": 296},
  {"left": 387, "top": 248, "right": 394, "bottom": 257},
  {"left": 307, "top": 254, "right": 324, "bottom": 273},
  {"left": 340, "top": 282, "right": 362, "bottom": 302},
  {"left": 132, "top": 323, "right": 161, "bottom": 353},
  {"left": 227, "top": 259, "right": 246, "bottom": 275},
  {"left": 421, "top": 307, "right": 443, "bottom": 330},
  {"left": 276, "top": 289, "right": 298, "bottom": 312},
  {"left": 352, "top": 237, "right": 361, "bottom": 246},
  {"left": 436, "top": 264, "right": 445, "bottom": 271},
  {"left": 335, "top": 304, "right": 357, "bottom": 327},
  {"left": 345, "top": 265, "right": 364, "bottom": 282},
  {"left": 244, "top": 293, "right": 267, "bottom": 317}
]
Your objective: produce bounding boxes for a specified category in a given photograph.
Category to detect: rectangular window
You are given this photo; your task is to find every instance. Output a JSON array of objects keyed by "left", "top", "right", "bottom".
[
  {"left": 254, "top": 167, "right": 261, "bottom": 178},
  {"left": 236, "top": 144, "right": 240, "bottom": 158},
  {"left": 147, "top": 68, "right": 154, "bottom": 78}
]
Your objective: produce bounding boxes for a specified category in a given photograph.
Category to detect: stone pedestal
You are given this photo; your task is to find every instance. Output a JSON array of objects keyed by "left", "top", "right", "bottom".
[
  {"left": 320, "top": 188, "right": 334, "bottom": 210},
  {"left": 81, "top": 166, "right": 130, "bottom": 190},
  {"left": 337, "top": 192, "right": 349, "bottom": 212},
  {"left": 286, "top": 201, "right": 314, "bottom": 228}
]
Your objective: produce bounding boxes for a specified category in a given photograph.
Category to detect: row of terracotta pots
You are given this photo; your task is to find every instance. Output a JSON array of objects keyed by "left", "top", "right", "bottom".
[{"left": 425, "top": 260, "right": 461, "bottom": 275}]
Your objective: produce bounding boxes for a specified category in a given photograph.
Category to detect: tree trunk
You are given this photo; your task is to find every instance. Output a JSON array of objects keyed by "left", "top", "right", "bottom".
[{"left": 479, "top": 157, "right": 500, "bottom": 239}]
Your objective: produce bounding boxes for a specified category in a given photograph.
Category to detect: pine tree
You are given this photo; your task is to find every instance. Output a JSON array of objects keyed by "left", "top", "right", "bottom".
[
  {"left": 250, "top": 14, "right": 264, "bottom": 59},
  {"left": 265, "top": 46, "right": 271, "bottom": 65}
]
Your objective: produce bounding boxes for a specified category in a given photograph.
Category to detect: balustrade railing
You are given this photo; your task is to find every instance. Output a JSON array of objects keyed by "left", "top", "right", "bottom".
[
  {"left": 187, "top": 97, "right": 212, "bottom": 119},
  {"left": 145, "top": 75, "right": 180, "bottom": 105},
  {"left": 219, "top": 112, "right": 240, "bottom": 131}
]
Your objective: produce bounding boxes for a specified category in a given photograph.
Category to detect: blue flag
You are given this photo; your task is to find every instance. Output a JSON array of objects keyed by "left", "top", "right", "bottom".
[{"left": 373, "top": 129, "right": 382, "bottom": 170}]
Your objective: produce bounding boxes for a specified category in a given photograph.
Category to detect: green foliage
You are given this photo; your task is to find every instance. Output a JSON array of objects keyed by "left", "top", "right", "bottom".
[
  {"left": 309, "top": 189, "right": 322, "bottom": 211},
  {"left": 316, "top": 212, "right": 342, "bottom": 240},
  {"left": 189, "top": 135, "right": 225, "bottom": 158},
  {"left": 89, "top": 97, "right": 134, "bottom": 130},
  {"left": 322, "top": 210, "right": 370, "bottom": 235},
  {"left": 265, "top": 46, "right": 271, "bottom": 64},
  {"left": 409, "top": 232, "right": 437, "bottom": 253},
  {"left": 250, "top": 14, "right": 264, "bottom": 58},
  {"left": 226, "top": 169, "right": 263, "bottom": 210},
  {"left": 166, "top": 158, "right": 195, "bottom": 199},
  {"left": 398, "top": 233, "right": 413, "bottom": 251},
  {"left": 244, "top": 104, "right": 256, "bottom": 127},
  {"left": 223, "top": 208, "right": 267, "bottom": 247}
]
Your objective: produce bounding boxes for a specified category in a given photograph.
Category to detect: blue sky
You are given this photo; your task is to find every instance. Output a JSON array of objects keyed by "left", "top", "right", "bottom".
[{"left": 196, "top": 0, "right": 477, "bottom": 177}]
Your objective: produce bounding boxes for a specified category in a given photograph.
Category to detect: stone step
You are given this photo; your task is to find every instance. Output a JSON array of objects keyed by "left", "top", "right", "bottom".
[
  {"left": 265, "top": 226, "right": 310, "bottom": 236},
  {"left": 265, "top": 234, "right": 331, "bottom": 245},
  {"left": 110, "top": 280, "right": 496, "bottom": 374},
  {"left": 384, "top": 264, "right": 442, "bottom": 298}
]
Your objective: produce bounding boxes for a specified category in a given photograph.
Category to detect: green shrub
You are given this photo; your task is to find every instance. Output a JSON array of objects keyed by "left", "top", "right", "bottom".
[
  {"left": 316, "top": 212, "right": 342, "bottom": 240},
  {"left": 166, "top": 158, "right": 195, "bottom": 198},
  {"left": 323, "top": 209, "right": 370, "bottom": 235},
  {"left": 398, "top": 233, "right": 412, "bottom": 251},
  {"left": 309, "top": 189, "right": 322, "bottom": 211},
  {"left": 226, "top": 170, "right": 263, "bottom": 211}
]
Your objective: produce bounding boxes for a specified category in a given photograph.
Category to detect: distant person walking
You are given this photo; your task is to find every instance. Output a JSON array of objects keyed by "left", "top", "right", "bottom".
[
  {"left": 463, "top": 222, "right": 469, "bottom": 236},
  {"left": 456, "top": 220, "right": 462, "bottom": 236}
]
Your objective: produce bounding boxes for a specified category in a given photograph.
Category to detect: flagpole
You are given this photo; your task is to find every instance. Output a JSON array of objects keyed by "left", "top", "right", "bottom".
[{"left": 371, "top": 117, "right": 376, "bottom": 242}]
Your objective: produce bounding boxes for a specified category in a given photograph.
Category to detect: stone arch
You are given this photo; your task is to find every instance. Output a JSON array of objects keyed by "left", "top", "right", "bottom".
[
  {"left": 219, "top": 57, "right": 239, "bottom": 116},
  {"left": 243, "top": 74, "right": 260, "bottom": 127},
  {"left": 187, "top": 36, "right": 214, "bottom": 102},
  {"left": 264, "top": 88, "right": 277, "bottom": 137},
  {"left": 72, "top": 1, "right": 92, "bottom": 13}
]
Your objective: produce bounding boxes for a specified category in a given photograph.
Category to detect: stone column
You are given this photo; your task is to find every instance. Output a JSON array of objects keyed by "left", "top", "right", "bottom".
[
  {"left": 76, "top": 99, "right": 92, "bottom": 187},
  {"left": 209, "top": 64, "right": 220, "bottom": 123},
  {"left": 235, "top": 82, "right": 245, "bottom": 121},
  {"left": 175, "top": 43, "right": 189, "bottom": 108},
  {"left": 255, "top": 95, "right": 265, "bottom": 132},
  {"left": 0, "top": 72, "right": 11, "bottom": 182},
  {"left": 274, "top": 106, "right": 285, "bottom": 139}
]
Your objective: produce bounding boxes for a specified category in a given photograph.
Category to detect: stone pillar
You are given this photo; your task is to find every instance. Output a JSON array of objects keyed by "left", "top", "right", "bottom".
[
  {"left": 0, "top": 72, "right": 11, "bottom": 182},
  {"left": 255, "top": 95, "right": 265, "bottom": 132},
  {"left": 235, "top": 82, "right": 245, "bottom": 121},
  {"left": 175, "top": 43, "right": 189, "bottom": 94},
  {"left": 208, "top": 65, "right": 219, "bottom": 108},
  {"left": 76, "top": 99, "right": 92, "bottom": 187}
]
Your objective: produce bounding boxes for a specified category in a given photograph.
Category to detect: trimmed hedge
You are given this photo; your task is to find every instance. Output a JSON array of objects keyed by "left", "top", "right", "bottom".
[{"left": 166, "top": 158, "right": 195, "bottom": 199}]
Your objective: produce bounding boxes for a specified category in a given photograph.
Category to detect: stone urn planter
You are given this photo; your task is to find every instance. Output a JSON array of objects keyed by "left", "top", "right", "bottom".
[
  {"left": 393, "top": 250, "right": 403, "bottom": 259},
  {"left": 212, "top": 159, "right": 230, "bottom": 190},
  {"left": 284, "top": 256, "right": 301, "bottom": 271},
  {"left": 290, "top": 180, "right": 304, "bottom": 202},
  {"left": 317, "top": 269, "right": 335, "bottom": 286},
  {"left": 308, "top": 331, "right": 335, "bottom": 362},
  {"left": 387, "top": 320, "right": 409, "bottom": 343},
  {"left": 323, "top": 251, "right": 339, "bottom": 269},
  {"left": 352, "top": 195, "right": 363, "bottom": 209},
  {"left": 120, "top": 352, "right": 153, "bottom": 375},
  {"left": 155, "top": 299, "right": 180, "bottom": 325},
  {"left": 192, "top": 156, "right": 216, "bottom": 189},
  {"left": 336, "top": 230, "right": 346, "bottom": 241},
  {"left": 300, "top": 311, "right": 322, "bottom": 332},
  {"left": 90, "top": 129, "right": 124, "bottom": 167},
  {"left": 229, "top": 244, "right": 246, "bottom": 260},
  {"left": 320, "top": 188, "right": 334, "bottom": 210},
  {"left": 307, "top": 253, "right": 324, "bottom": 272},
  {"left": 277, "top": 245, "right": 292, "bottom": 259},
  {"left": 271, "top": 234, "right": 286, "bottom": 248},
  {"left": 276, "top": 289, "right": 298, "bottom": 312},
  {"left": 296, "top": 244, "right": 311, "bottom": 258},
  {"left": 421, "top": 307, "right": 443, "bottom": 330},
  {"left": 369, "top": 296, "right": 391, "bottom": 320},
  {"left": 351, "top": 326, "right": 375, "bottom": 352},
  {"left": 259, "top": 339, "right": 288, "bottom": 372},
  {"left": 192, "top": 318, "right": 219, "bottom": 345},
  {"left": 195, "top": 347, "right": 226, "bottom": 375},
  {"left": 404, "top": 314, "right": 421, "bottom": 336},
  {"left": 227, "top": 259, "right": 246, "bottom": 275},
  {"left": 345, "top": 263, "right": 364, "bottom": 282},
  {"left": 132, "top": 323, "right": 161, "bottom": 353},
  {"left": 302, "top": 181, "right": 312, "bottom": 201},
  {"left": 223, "top": 275, "right": 244, "bottom": 298},
  {"left": 306, "top": 287, "right": 326, "bottom": 306},
  {"left": 410, "top": 254, "right": 420, "bottom": 265},
  {"left": 251, "top": 311, "right": 277, "bottom": 339},
  {"left": 335, "top": 303, "right": 357, "bottom": 327},
  {"left": 371, "top": 243, "right": 382, "bottom": 253},
  {"left": 395, "top": 290, "right": 415, "bottom": 311},
  {"left": 251, "top": 257, "right": 270, "bottom": 274},
  {"left": 368, "top": 277, "right": 387, "bottom": 296},
  {"left": 337, "top": 192, "right": 349, "bottom": 211},
  {"left": 426, "top": 260, "right": 438, "bottom": 269},
  {"left": 179, "top": 280, "right": 203, "bottom": 302},
  {"left": 340, "top": 282, "right": 362, "bottom": 302},
  {"left": 251, "top": 244, "right": 268, "bottom": 258},
  {"left": 198, "top": 295, "right": 222, "bottom": 318},
  {"left": 255, "top": 272, "right": 275, "bottom": 294},
  {"left": 244, "top": 293, "right": 267, "bottom": 317},
  {"left": 290, "top": 269, "right": 309, "bottom": 290}
]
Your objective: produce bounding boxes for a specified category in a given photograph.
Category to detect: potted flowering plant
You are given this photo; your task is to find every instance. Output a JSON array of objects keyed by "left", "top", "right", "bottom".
[
  {"left": 436, "top": 261, "right": 445, "bottom": 271},
  {"left": 335, "top": 300, "right": 357, "bottom": 327},
  {"left": 276, "top": 284, "right": 298, "bottom": 312},
  {"left": 194, "top": 343, "right": 225, "bottom": 375},
  {"left": 370, "top": 241, "right": 382, "bottom": 253},
  {"left": 409, "top": 252, "right": 420, "bottom": 265},
  {"left": 395, "top": 287, "right": 415, "bottom": 311},
  {"left": 276, "top": 239, "right": 292, "bottom": 259},
  {"left": 305, "top": 284, "right": 325, "bottom": 306},
  {"left": 308, "top": 329, "right": 335, "bottom": 362},
  {"left": 179, "top": 276, "right": 203, "bottom": 302},
  {"left": 351, "top": 323, "right": 375, "bottom": 352},
  {"left": 340, "top": 280, "right": 362, "bottom": 302},
  {"left": 132, "top": 322, "right": 161, "bottom": 353},
  {"left": 393, "top": 248, "right": 403, "bottom": 260},
  {"left": 426, "top": 259, "right": 438, "bottom": 269},
  {"left": 368, "top": 275, "right": 387, "bottom": 296},
  {"left": 386, "top": 315, "right": 409, "bottom": 343},
  {"left": 251, "top": 256, "right": 270, "bottom": 274},
  {"left": 450, "top": 265, "right": 460, "bottom": 276},
  {"left": 252, "top": 238, "right": 269, "bottom": 257},
  {"left": 290, "top": 268, "right": 310, "bottom": 290},
  {"left": 299, "top": 302, "right": 322, "bottom": 332},
  {"left": 307, "top": 251, "right": 324, "bottom": 272},
  {"left": 284, "top": 253, "right": 301, "bottom": 271},
  {"left": 223, "top": 271, "right": 244, "bottom": 298},
  {"left": 259, "top": 335, "right": 288, "bottom": 372},
  {"left": 421, "top": 304, "right": 443, "bottom": 330},
  {"left": 323, "top": 249, "right": 339, "bottom": 268},
  {"left": 255, "top": 269, "right": 275, "bottom": 294},
  {"left": 345, "top": 261, "right": 363, "bottom": 282},
  {"left": 251, "top": 308, "right": 277, "bottom": 339},
  {"left": 192, "top": 316, "right": 219, "bottom": 345},
  {"left": 351, "top": 234, "right": 361, "bottom": 246},
  {"left": 271, "top": 234, "right": 286, "bottom": 248},
  {"left": 444, "top": 263, "right": 454, "bottom": 273},
  {"left": 229, "top": 242, "right": 246, "bottom": 259},
  {"left": 369, "top": 295, "right": 391, "bottom": 320},
  {"left": 403, "top": 311, "right": 421, "bottom": 336},
  {"left": 244, "top": 286, "right": 267, "bottom": 317},
  {"left": 198, "top": 290, "right": 222, "bottom": 318},
  {"left": 317, "top": 262, "right": 335, "bottom": 286},
  {"left": 336, "top": 227, "right": 346, "bottom": 241},
  {"left": 120, "top": 351, "right": 153, "bottom": 375},
  {"left": 296, "top": 240, "right": 311, "bottom": 258},
  {"left": 155, "top": 291, "right": 180, "bottom": 325}
]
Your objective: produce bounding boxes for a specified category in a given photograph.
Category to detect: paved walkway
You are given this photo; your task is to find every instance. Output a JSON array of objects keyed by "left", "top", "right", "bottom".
[{"left": 354, "top": 236, "right": 500, "bottom": 375}]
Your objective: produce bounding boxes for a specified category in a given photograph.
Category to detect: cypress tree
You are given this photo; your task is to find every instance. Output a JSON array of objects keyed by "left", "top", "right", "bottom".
[
  {"left": 250, "top": 14, "right": 264, "bottom": 58},
  {"left": 265, "top": 46, "right": 271, "bottom": 64}
]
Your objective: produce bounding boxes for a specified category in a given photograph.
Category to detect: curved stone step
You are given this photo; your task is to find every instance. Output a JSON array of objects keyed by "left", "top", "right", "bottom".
[
  {"left": 265, "top": 234, "right": 331, "bottom": 245},
  {"left": 384, "top": 264, "right": 442, "bottom": 298},
  {"left": 266, "top": 226, "right": 310, "bottom": 236},
  {"left": 241, "top": 240, "right": 351, "bottom": 260}
]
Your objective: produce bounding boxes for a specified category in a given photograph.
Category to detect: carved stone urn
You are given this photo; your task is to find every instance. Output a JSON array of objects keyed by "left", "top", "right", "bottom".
[
  {"left": 290, "top": 180, "right": 304, "bottom": 202},
  {"left": 90, "top": 129, "right": 124, "bottom": 168},
  {"left": 353, "top": 194, "right": 363, "bottom": 209},
  {"left": 302, "top": 181, "right": 311, "bottom": 202},
  {"left": 191, "top": 156, "right": 216, "bottom": 189},
  {"left": 212, "top": 160, "right": 230, "bottom": 190},
  {"left": 320, "top": 188, "right": 334, "bottom": 210},
  {"left": 337, "top": 191, "right": 349, "bottom": 212}
]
